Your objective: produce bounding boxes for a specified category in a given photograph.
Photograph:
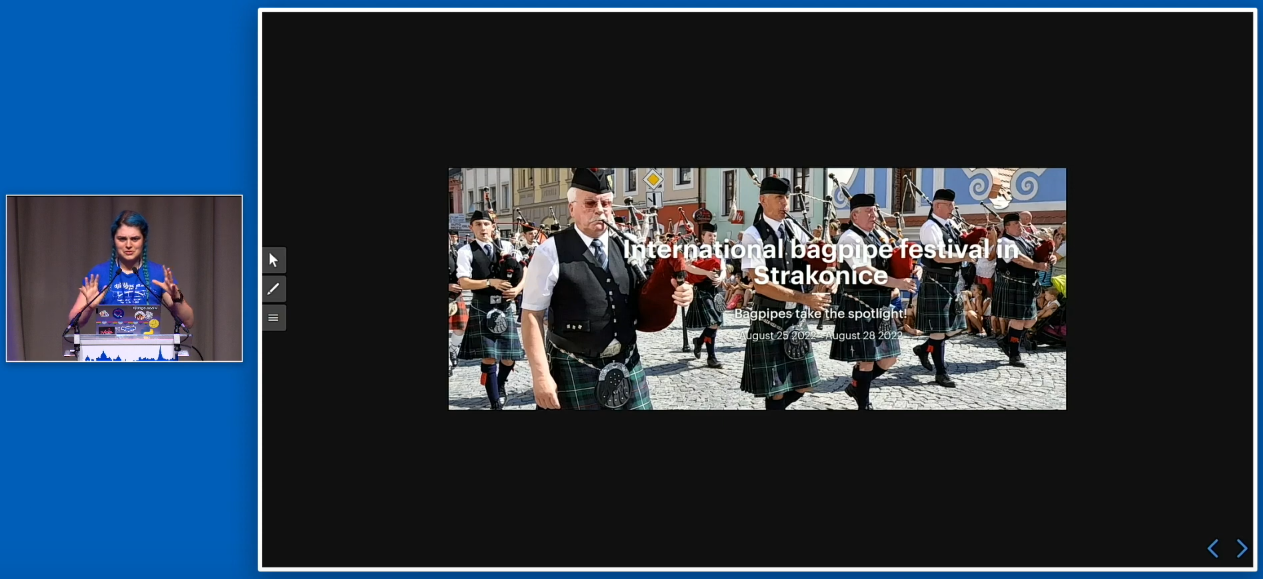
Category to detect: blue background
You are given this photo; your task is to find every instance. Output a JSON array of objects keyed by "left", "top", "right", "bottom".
[{"left": 0, "top": 1, "right": 1254, "bottom": 578}]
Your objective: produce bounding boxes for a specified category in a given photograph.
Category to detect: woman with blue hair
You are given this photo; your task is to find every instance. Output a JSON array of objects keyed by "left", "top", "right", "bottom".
[{"left": 67, "top": 210, "right": 196, "bottom": 330}]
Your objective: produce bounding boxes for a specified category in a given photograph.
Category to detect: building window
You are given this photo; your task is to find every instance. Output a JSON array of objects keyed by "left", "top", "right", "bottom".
[
  {"left": 792, "top": 168, "right": 810, "bottom": 212},
  {"left": 676, "top": 168, "right": 692, "bottom": 186},
  {"left": 501, "top": 183, "right": 510, "bottom": 209},
  {"left": 723, "top": 170, "right": 735, "bottom": 216},
  {"left": 468, "top": 190, "right": 475, "bottom": 211},
  {"left": 626, "top": 168, "right": 638, "bottom": 193}
]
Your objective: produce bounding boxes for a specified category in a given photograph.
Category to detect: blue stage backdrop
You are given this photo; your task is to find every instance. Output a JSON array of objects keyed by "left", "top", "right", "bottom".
[{"left": 0, "top": 2, "right": 1249, "bottom": 579}]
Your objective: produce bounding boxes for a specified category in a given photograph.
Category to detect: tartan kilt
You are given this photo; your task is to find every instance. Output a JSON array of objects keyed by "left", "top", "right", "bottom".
[
  {"left": 684, "top": 283, "right": 724, "bottom": 329},
  {"left": 916, "top": 269, "right": 967, "bottom": 333},
  {"left": 458, "top": 301, "right": 525, "bottom": 361},
  {"left": 548, "top": 342, "right": 651, "bottom": 410},
  {"left": 739, "top": 299, "right": 820, "bottom": 398},
  {"left": 830, "top": 287, "right": 902, "bottom": 362},
  {"left": 994, "top": 271, "right": 1040, "bottom": 320},
  {"left": 448, "top": 298, "right": 469, "bottom": 332}
]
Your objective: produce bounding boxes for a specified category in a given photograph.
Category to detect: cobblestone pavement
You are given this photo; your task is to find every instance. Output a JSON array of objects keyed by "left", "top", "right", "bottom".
[{"left": 448, "top": 310, "right": 1066, "bottom": 410}]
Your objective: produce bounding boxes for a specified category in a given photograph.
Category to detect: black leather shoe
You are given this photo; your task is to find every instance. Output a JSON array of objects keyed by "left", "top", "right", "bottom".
[
  {"left": 707, "top": 357, "right": 723, "bottom": 369},
  {"left": 865, "top": 402, "right": 875, "bottom": 410},
  {"left": 914, "top": 345, "right": 933, "bottom": 371},
  {"left": 692, "top": 337, "right": 702, "bottom": 359},
  {"left": 1008, "top": 355, "right": 1026, "bottom": 368},
  {"left": 935, "top": 373, "right": 957, "bottom": 388}
]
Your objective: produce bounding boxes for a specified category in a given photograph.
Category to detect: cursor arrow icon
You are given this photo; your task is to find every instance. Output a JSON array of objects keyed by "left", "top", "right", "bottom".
[{"left": 269, "top": 253, "right": 278, "bottom": 267}]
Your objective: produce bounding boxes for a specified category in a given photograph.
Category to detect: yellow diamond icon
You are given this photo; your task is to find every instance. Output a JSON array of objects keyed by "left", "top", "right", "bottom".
[{"left": 644, "top": 169, "right": 663, "bottom": 189}]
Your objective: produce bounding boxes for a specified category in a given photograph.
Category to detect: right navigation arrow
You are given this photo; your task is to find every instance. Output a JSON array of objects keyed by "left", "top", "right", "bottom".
[{"left": 1237, "top": 539, "right": 1248, "bottom": 558}]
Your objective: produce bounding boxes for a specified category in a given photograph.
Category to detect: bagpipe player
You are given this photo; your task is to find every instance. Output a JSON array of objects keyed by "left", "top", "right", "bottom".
[
  {"left": 736, "top": 175, "right": 831, "bottom": 410},
  {"left": 683, "top": 222, "right": 725, "bottom": 369},
  {"left": 827, "top": 193, "right": 919, "bottom": 410},
  {"left": 520, "top": 168, "right": 694, "bottom": 410},
  {"left": 454, "top": 209, "right": 527, "bottom": 410},
  {"left": 993, "top": 213, "right": 1054, "bottom": 368},
  {"left": 912, "top": 189, "right": 973, "bottom": 389}
]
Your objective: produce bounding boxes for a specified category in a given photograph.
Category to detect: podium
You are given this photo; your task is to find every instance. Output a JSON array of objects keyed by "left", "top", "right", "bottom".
[{"left": 64, "top": 334, "right": 189, "bottom": 361}]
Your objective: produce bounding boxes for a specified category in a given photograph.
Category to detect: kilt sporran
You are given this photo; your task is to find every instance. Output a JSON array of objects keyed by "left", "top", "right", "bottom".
[
  {"left": 551, "top": 343, "right": 639, "bottom": 409},
  {"left": 483, "top": 296, "right": 511, "bottom": 334},
  {"left": 758, "top": 316, "right": 810, "bottom": 361}
]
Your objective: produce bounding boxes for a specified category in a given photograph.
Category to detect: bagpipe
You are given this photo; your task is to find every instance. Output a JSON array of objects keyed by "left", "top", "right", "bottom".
[
  {"left": 599, "top": 178, "right": 685, "bottom": 333},
  {"left": 902, "top": 175, "right": 989, "bottom": 246},
  {"left": 481, "top": 187, "right": 524, "bottom": 288},
  {"left": 977, "top": 191, "right": 1056, "bottom": 263},
  {"left": 792, "top": 186, "right": 839, "bottom": 277},
  {"left": 827, "top": 173, "right": 917, "bottom": 280}
]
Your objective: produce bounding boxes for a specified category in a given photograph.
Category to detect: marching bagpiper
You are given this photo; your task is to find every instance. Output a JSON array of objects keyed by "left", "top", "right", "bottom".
[
  {"left": 828, "top": 193, "right": 919, "bottom": 410},
  {"left": 519, "top": 168, "right": 694, "bottom": 410},
  {"left": 736, "top": 175, "right": 831, "bottom": 410},
  {"left": 455, "top": 209, "right": 526, "bottom": 409},
  {"left": 993, "top": 213, "right": 1052, "bottom": 367},
  {"left": 912, "top": 188, "right": 974, "bottom": 388},
  {"left": 684, "top": 222, "right": 725, "bottom": 369},
  {"left": 448, "top": 231, "right": 469, "bottom": 377}
]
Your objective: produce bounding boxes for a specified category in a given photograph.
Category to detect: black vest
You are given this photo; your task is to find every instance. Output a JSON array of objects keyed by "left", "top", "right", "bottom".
[
  {"left": 924, "top": 216, "right": 966, "bottom": 271},
  {"left": 467, "top": 239, "right": 508, "bottom": 298},
  {"left": 752, "top": 215, "right": 809, "bottom": 293},
  {"left": 998, "top": 234, "right": 1038, "bottom": 279},
  {"left": 448, "top": 248, "right": 459, "bottom": 285},
  {"left": 547, "top": 228, "right": 640, "bottom": 359},
  {"left": 839, "top": 224, "right": 890, "bottom": 293}
]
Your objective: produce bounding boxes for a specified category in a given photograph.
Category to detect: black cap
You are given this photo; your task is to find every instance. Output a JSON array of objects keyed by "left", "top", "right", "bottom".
[
  {"left": 469, "top": 209, "right": 492, "bottom": 223},
  {"left": 849, "top": 193, "right": 877, "bottom": 208},
  {"left": 615, "top": 216, "right": 626, "bottom": 224},
  {"left": 570, "top": 168, "right": 614, "bottom": 194},
  {"left": 933, "top": 188, "right": 956, "bottom": 202},
  {"left": 480, "top": 186, "right": 490, "bottom": 193},
  {"left": 448, "top": 229, "right": 458, "bottom": 235},
  {"left": 701, "top": 222, "right": 717, "bottom": 233},
  {"left": 760, "top": 175, "right": 791, "bottom": 195},
  {"left": 1003, "top": 213, "right": 1021, "bottom": 225}
]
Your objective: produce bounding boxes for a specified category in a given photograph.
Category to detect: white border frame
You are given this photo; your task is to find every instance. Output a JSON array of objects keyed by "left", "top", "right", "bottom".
[
  {"left": 5, "top": 194, "right": 246, "bottom": 363},
  {"left": 259, "top": 7, "right": 1257, "bottom": 573}
]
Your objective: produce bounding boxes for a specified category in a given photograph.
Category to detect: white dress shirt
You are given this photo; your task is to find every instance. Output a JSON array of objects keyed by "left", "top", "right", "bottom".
[
  {"left": 997, "top": 236, "right": 1031, "bottom": 264},
  {"left": 455, "top": 238, "right": 523, "bottom": 280},
  {"left": 520, "top": 228, "right": 612, "bottom": 312},
  {"left": 918, "top": 214, "right": 958, "bottom": 258},
  {"left": 836, "top": 226, "right": 876, "bottom": 272}
]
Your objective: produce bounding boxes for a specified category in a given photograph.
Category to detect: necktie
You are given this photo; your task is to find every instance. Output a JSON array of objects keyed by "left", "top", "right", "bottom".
[
  {"left": 484, "top": 243, "right": 493, "bottom": 258},
  {"left": 591, "top": 239, "right": 608, "bottom": 270}
]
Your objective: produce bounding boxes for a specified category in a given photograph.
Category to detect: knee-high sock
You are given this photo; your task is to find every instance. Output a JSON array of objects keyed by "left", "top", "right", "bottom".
[
  {"left": 703, "top": 328, "right": 717, "bottom": 357},
  {"left": 497, "top": 362, "right": 513, "bottom": 391},
  {"left": 480, "top": 363, "right": 500, "bottom": 405},
  {"left": 870, "top": 365, "right": 887, "bottom": 380},
  {"left": 764, "top": 396, "right": 785, "bottom": 410},
  {"left": 855, "top": 370, "right": 873, "bottom": 409},
  {"left": 1006, "top": 326, "right": 1024, "bottom": 356},
  {"left": 929, "top": 340, "right": 947, "bottom": 374}
]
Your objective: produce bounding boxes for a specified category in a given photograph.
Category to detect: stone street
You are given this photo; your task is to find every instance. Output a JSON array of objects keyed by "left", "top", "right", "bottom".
[{"left": 448, "top": 310, "right": 1066, "bottom": 410}]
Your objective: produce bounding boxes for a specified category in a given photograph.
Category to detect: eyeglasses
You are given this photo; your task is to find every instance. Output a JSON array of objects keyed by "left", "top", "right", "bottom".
[{"left": 579, "top": 199, "right": 615, "bottom": 210}]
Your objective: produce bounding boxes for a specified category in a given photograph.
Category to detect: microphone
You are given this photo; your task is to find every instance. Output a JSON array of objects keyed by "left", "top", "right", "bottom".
[
  {"left": 65, "top": 265, "right": 123, "bottom": 335},
  {"left": 135, "top": 267, "right": 191, "bottom": 335}
]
